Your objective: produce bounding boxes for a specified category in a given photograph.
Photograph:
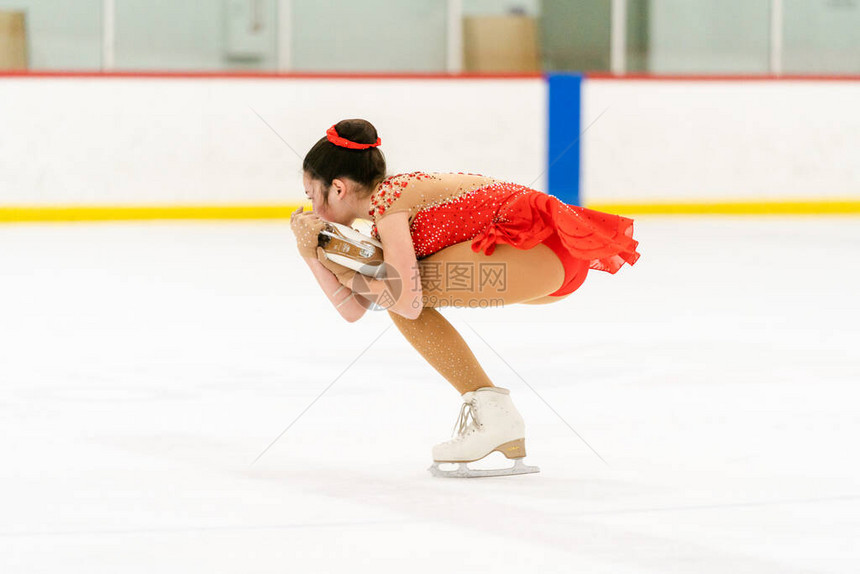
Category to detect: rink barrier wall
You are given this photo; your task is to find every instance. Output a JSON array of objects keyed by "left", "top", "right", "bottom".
[
  {"left": 0, "top": 72, "right": 547, "bottom": 219},
  {"left": 2, "top": 72, "right": 860, "bottom": 222},
  {"left": 580, "top": 75, "right": 860, "bottom": 213}
]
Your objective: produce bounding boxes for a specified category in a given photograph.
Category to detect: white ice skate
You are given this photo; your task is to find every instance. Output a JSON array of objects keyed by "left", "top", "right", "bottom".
[
  {"left": 317, "top": 221, "right": 385, "bottom": 278},
  {"left": 429, "top": 387, "right": 540, "bottom": 478}
]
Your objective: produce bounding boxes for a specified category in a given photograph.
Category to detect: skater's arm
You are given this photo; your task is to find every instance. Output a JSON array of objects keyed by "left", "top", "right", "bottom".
[
  {"left": 304, "top": 255, "right": 370, "bottom": 322},
  {"left": 291, "top": 208, "right": 368, "bottom": 322},
  {"left": 372, "top": 212, "right": 423, "bottom": 320},
  {"left": 312, "top": 245, "right": 412, "bottom": 322},
  {"left": 308, "top": 213, "right": 422, "bottom": 320}
]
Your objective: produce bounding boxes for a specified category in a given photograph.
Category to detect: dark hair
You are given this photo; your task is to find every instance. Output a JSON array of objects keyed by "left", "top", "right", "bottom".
[{"left": 303, "top": 119, "right": 387, "bottom": 206}]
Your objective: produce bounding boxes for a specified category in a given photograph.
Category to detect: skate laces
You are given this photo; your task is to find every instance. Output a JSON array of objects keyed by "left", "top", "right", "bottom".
[{"left": 451, "top": 400, "right": 479, "bottom": 439}]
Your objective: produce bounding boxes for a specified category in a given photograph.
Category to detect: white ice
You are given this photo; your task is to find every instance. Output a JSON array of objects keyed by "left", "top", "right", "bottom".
[{"left": 1, "top": 218, "right": 858, "bottom": 573}]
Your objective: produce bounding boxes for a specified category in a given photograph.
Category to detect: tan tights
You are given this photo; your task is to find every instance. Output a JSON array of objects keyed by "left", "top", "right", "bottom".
[{"left": 387, "top": 242, "right": 569, "bottom": 394}]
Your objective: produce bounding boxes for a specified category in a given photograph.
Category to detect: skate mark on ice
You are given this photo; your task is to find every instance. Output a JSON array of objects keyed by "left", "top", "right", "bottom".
[{"left": 249, "top": 324, "right": 393, "bottom": 467}]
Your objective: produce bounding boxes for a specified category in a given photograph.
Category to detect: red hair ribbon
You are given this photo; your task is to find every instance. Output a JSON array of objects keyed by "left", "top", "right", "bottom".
[{"left": 326, "top": 125, "right": 381, "bottom": 150}]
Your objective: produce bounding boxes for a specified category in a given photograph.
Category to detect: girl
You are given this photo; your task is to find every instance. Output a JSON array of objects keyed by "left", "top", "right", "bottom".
[{"left": 291, "top": 119, "right": 640, "bottom": 477}]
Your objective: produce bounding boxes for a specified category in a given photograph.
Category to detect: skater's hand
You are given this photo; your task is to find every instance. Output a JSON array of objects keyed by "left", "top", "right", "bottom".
[
  {"left": 290, "top": 207, "right": 326, "bottom": 258},
  {"left": 316, "top": 247, "right": 357, "bottom": 287}
]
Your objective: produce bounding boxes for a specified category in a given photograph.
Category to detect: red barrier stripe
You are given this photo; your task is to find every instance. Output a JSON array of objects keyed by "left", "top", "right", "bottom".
[
  {"left": 4, "top": 71, "right": 858, "bottom": 82},
  {"left": 586, "top": 73, "right": 860, "bottom": 82},
  {"left": 0, "top": 70, "right": 545, "bottom": 80}
]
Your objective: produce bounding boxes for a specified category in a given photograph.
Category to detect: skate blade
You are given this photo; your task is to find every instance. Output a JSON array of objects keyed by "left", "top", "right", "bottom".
[
  {"left": 325, "top": 221, "right": 383, "bottom": 248},
  {"left": 319, "top": 232, "right": 383, "bottom": 259},
  {"left": 428, "top": 458, "right": 540, "bottom": 479},
  {"left": 323, "top": 251, "right": 386, "bottom": 278},
  {"left": 318, "top": 222, "right": 383, "bottom": 253},
  {"left": 318, "top": 227, "right": 385, "bottom": 278}
]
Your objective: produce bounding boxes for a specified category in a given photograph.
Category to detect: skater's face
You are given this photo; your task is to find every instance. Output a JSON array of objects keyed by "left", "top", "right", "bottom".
[{"left": 302, "top": 172, "right": 364, "bottom": 226}]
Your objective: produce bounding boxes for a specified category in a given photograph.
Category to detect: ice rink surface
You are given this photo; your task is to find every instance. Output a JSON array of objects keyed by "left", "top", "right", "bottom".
[{"left": 1, "top": 217, "right": 858, "bottom": 573}]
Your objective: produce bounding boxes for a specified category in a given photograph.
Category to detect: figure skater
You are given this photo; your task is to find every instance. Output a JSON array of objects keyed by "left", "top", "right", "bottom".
[{"left": 291, "top": 119, "right": 640, "bottom": 477}]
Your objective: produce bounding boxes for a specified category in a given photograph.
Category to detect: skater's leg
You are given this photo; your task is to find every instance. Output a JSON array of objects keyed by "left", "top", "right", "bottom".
[
  {"left": 417, "top": 241, "right": 566, "bottom": 307},
  {"left": 386, "top": 240, "right": 569, "bottom": 394},
  {"left": 387, "top": 307, "right": 494, "bottom": 394}
]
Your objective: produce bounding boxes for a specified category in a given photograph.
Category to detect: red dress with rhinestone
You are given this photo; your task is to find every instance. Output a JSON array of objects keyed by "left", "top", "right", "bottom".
[{"left": 368, "top": 171, "right": 640, "bottom": 297}]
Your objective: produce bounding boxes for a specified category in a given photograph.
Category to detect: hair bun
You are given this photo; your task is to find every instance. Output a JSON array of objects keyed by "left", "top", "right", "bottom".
[{"left": 328, "top": 119, "right": 380, "bottom": 149}]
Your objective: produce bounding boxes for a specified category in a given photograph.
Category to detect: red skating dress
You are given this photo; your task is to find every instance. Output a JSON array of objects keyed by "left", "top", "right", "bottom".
[{"left": 368, "top": 171, "right": 640, "bottom": 297}]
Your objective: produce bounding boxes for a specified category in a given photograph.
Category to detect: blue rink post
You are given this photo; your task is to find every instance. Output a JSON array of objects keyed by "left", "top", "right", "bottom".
[{"left": 547, "top": 73, "right": 582, "bottom": 206}]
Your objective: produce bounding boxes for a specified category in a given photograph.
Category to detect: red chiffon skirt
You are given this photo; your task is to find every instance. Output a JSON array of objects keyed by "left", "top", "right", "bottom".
[{"left": 469, "top": 191, "right": 641, "bottom": 297}]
